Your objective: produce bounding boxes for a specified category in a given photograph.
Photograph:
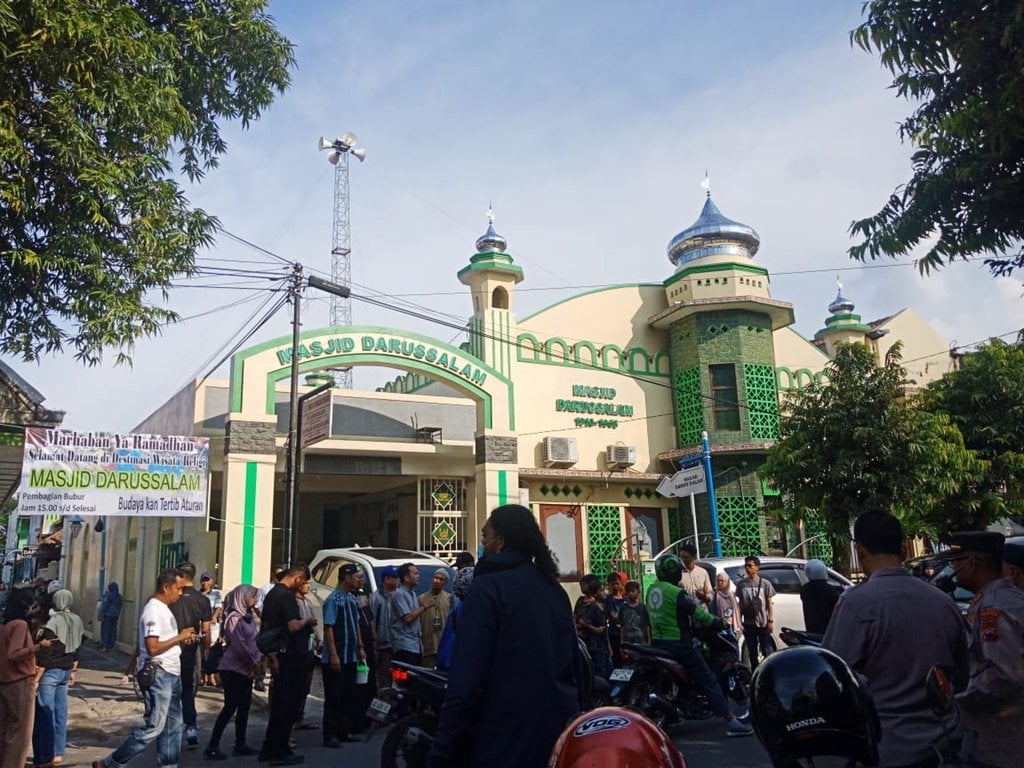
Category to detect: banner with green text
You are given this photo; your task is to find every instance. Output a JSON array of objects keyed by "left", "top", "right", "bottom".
[{"left": 17, "top": 429, "right": 210, "bottom": 517}]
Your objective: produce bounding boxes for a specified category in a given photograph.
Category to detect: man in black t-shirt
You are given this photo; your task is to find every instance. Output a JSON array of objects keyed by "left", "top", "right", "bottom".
[
  {"left": 259, "top": 564, "right": 316, "bottom": 766},
  {"left": 169, "top": 563, "right": 212, "bottom": 747}
]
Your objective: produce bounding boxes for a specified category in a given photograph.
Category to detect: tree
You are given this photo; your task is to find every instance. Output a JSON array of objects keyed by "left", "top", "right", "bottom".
[
  {"left": 0, "top": 1, "right": 294, "bottom": 364},
  {"left": 920, "top": 338, "right": 1024, "bottom": 520},
  {"left": 760, "top": 342, "right": 987, "bottom": 573},
  {"left": 848, "top": 1, "right": 1024, "bottom": 277}
]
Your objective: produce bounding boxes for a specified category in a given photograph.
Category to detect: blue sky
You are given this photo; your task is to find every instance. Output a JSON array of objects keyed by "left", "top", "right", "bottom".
[{"left": 15, "top": 1, "right": 1024, "bottom": 430}]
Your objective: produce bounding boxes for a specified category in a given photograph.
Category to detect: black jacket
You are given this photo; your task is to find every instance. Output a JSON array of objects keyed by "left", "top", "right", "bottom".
[
  {"left": 427, "top": 550, "right": 580, "bottom": 768},
  {"left": 800, "top": 580, "right": 843, "bottom": 635}
]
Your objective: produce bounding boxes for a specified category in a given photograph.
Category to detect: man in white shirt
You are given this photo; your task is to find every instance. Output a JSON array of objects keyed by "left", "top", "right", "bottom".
[
  {"left": 677, "top": 544, "right": 712, "bottom": 606},
  {"left": 94, "top": 569, "right": 199, "bottom": 768}
]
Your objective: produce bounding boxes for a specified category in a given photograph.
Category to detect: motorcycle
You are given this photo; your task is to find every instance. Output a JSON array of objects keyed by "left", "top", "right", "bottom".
[
  {"left": 613, "top": 624, "right": 750, "bottom": 728},
  {"left": 779, "top": 626, "right": 822, "bottom": 648},
  {"left": 365, "top": 661, "right": 447, "bottom": 768}
]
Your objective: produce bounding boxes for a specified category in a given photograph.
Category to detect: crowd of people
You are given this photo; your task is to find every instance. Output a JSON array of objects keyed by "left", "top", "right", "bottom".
[
  {"left": 0, "top": 578, "right": 85, "bottom": 768},
  {"left": 2, "top": 502, "right": 1022, "bottom": 768}
]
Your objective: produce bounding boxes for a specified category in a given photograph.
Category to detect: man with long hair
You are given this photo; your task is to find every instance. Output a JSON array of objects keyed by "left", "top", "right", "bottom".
[{"left": 428, "top": 504, "right": 579, "bottom": 768}]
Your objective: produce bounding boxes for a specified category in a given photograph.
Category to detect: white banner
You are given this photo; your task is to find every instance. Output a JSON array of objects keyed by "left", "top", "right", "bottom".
[{"left": 17, "top": 428, "right": 210, "bottom": 517}]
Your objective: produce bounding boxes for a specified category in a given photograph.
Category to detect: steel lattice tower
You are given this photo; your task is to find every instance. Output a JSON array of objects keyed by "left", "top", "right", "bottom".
[{"left": 329, "top": 146, "right": 354, "bottom": 389}]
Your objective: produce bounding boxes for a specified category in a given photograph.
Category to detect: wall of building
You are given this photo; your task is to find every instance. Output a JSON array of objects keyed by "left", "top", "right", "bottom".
[
  {"left": 873, "top": 308, "right": 955, "bottom": 388},
  {"left": 513, "top": 285, "right": 674, "bottom": 473}
]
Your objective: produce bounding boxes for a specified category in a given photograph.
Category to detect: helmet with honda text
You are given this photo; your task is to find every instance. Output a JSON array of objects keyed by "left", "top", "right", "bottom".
[
  {"left": 654, "top": 553, "right": 684, "bottom": 584},
  {"left": 548, "top": 707, "right": 686, "bottom": 768},
  {"left": 750, "top": 646, "right": 880, "bottom": 768}
]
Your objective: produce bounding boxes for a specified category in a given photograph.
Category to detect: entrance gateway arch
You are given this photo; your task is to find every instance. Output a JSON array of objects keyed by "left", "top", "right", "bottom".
[{"left": 220, "top": 325, "right": 518, "bottom": 586}]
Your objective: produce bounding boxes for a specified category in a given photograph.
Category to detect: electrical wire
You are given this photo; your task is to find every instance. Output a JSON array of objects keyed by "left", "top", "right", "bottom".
[
  {"left": 170, "top": 290, "right": 281, "bottom": 324},
  {"left": 203, "top": 229, "right": 1022, "bottom": 417},
  {"left": 196, "top": 292, "right": 290, "bottom": 388}
]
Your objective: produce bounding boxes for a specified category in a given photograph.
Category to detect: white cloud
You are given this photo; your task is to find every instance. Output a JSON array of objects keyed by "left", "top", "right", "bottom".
[{"left": 10, "top": 2, "right": 1022, "bottom": 430}]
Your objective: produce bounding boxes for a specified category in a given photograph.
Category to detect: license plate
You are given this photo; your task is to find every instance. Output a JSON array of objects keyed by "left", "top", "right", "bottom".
[
  {"left": 610, "top": 668, "right": 634, "bottom": 682},
  {"left": 366, "top": 698, "right": 392, "bottom": 722}
]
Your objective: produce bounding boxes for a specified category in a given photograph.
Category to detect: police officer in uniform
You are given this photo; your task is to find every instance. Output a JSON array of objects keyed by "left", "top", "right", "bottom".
[
  {"left": 646, "top": 554, "right": 752, "bottom": 737},
  {"left": 943, "top": 531, "right": 1024, "bottom": 768},
  {"left": 823, "top": 511, "right": 968, "bottom": 768}
]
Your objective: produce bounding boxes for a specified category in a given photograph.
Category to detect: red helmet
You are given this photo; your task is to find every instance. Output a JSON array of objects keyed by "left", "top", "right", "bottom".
[{"left": 548, "top": 707, "right": 686, "bottom": 768}]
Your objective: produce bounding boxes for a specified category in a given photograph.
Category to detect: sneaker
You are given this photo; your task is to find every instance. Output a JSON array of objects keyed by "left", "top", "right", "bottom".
[
  {"left": 203, "top": 748, "right": 228, "bottom": 761},
  {"left": 186, "top": 727, "right": 199, "bottom": 747},
  {"left": 268, "top": 756, "right": 304, "bottom": 767},
  {"left": 233, "top": 746, "right": 257, "bottom": 757},
  {"left": 725, "top": 718, "right": 753, "bottom": 737}
]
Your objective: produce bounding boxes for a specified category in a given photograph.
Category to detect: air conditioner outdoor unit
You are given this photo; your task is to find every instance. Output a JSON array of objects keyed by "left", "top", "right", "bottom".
[
  {"left": 542, "top": 436, "right": 578, "bottom": 468},
  {"left": 607, "top": 444, "right": 637, "bottom": 470}
]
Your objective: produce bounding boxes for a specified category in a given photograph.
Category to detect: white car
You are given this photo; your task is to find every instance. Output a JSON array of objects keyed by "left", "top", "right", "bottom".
[
  {"left": 306, "top": 546, "right": 455, "bottom": 626},
  {"left": 696, "top": 556, "right": 853, "bottom": 646}
]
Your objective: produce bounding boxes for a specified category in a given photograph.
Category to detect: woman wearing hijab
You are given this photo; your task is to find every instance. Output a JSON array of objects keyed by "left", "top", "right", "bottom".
[
  {"left": 32, "top": 589, "right": 83, "bottom": 768},
  {"left": 204, "top": 585, "right": 262, "bottom": 760},
  {"left": 98, "top": 583, "right": 123, "bottom": 652},
  {"left": 1, "top": 589, "right": 50, "bottom": 768}
]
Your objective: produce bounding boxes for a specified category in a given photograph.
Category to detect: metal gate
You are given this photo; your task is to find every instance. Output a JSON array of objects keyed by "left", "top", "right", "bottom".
[{"left": 417, "top": 478, "right": 467, "bottom": 560}]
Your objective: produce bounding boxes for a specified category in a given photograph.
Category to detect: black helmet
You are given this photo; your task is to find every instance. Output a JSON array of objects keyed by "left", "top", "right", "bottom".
[
  {"left": 655, "top": 554, "right": 683, "bottom": 583},
  {"left": 750, "top": 646, "right": 880, "bottom": 768}
]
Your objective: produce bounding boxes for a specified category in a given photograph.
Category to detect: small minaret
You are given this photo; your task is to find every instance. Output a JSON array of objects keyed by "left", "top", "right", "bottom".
[
  {"left": 813, "top": 277, "right": 870, "bottom": 356},
  {"left": 457, "top": 206, "right": 523, "bottom": 376}
]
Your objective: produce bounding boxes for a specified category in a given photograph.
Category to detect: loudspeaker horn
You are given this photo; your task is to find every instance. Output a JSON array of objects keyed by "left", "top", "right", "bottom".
[{"left": 317, "top": 136, "right": 334, "bottom": 151}]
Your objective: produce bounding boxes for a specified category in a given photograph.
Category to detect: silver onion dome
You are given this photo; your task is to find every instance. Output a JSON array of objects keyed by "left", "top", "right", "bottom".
[
  {"left": 475, "top": 221, "right": 507, "bottom": 253},
  {"left": 667, "top": 196, "right": 760, "bottom": 266},
  {"left": 828, "top": 289, "right": 855, "bottom": 314}
]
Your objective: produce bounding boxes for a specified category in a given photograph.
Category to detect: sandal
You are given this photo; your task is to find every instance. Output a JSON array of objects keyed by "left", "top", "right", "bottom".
[{"left": 293, "top": 721, "right": 318, "bottom": 731}]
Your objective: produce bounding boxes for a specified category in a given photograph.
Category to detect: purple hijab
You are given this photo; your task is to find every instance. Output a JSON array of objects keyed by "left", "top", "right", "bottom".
[{"left": 222, "top": 584, "right": 257, "bottom": 636}]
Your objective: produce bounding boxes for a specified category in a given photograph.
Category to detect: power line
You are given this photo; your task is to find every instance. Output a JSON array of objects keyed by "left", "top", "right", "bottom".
[{"left": 196, "top": 292, "right": 290, "bottom": 389}]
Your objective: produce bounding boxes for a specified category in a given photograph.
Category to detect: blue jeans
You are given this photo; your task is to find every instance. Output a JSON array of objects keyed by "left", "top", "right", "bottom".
[
  {"left": 105, "top": 666, "right": 182, "bottom": 768},
  {"left": 101, "top": 617, "right": 119, "bottom": 649},
  {"left": 33, "top": 668, "right": 71, "bottom": 763},
  {"left": 652, "top": 638, "right": 730, "bottom": 719}
]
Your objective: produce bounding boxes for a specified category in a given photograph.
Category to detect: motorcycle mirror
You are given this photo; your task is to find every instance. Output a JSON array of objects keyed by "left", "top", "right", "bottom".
[{"left": 925, "top": 665, "right": 953, "bottom": 715}]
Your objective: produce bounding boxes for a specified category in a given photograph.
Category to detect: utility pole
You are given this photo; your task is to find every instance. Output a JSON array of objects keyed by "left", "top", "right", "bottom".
[
  {"left": 283, "top": 262, "right": 304, "bottom": 566},
  {"left": 282, "top": 268, "right": 350, "bottom": 566}
]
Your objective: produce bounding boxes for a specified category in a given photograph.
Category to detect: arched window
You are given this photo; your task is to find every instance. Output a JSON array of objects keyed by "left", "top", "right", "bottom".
[{"left": 492, "top": 286, "right": 509, "bottom": 309}]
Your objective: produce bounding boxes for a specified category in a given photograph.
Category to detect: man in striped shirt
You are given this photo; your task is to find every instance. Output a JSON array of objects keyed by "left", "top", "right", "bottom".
[{"left": 321, "top": 564, "right": 366, "bottom": 748}]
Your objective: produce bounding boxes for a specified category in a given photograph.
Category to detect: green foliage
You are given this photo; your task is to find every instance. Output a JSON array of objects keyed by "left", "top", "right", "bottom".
[
  {"left": 0, "top": 0, "right": 294, "bottom": 364},
  {"left": 760, "top": 342, "right": 990, "bottom": 558},
  {"left": 920, "top": 339, "right": 1024, "bottom": 517},
  {"left": 848, "top": 1, "right": 1024, "bottom": 276}
]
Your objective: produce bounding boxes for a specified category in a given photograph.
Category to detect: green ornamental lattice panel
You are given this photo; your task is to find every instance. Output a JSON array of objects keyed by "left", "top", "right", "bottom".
[
  {"left": 674, "top": 366, "right": 704, "bottom": 445},
  {"left": 744, "top": 363, "right": 780, "bottom": 440},
  {"left": 802, "top": 514, "right": 834, "bottom": 567},
  {"left": 667, "top": 507, "right": 682, "bottom": 547},
  {"left": 586, "top": 505, "right": 623, "bottom": 574},
  {"left": 716, "top": 495, "right": 765, "bottom": 556}
]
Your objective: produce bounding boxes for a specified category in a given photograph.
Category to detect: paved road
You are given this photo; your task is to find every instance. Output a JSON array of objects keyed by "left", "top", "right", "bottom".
[{"left": 67, "top": 643, "right": 779, "bottom": 768}]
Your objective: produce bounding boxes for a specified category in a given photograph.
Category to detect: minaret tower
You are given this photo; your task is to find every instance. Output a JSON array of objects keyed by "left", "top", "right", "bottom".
[
  {"left": 457, "top": 207, "right": 524, "bottom": 377},
  {"left": 813, "top": 278, "right": 871, "bottom": 356},
  {"left": 649, "top": 177, "right": 795, "bottom": 554}
]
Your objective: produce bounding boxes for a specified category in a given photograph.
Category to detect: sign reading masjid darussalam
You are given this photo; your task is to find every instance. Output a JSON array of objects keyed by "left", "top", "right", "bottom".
[{"left": 276, "top": 333, "right": 489, "bottom": 387}]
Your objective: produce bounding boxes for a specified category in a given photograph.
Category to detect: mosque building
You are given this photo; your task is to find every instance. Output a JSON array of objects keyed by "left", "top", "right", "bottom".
[{"left": 61, "top": 190, "right": 955, "bottom": 628}]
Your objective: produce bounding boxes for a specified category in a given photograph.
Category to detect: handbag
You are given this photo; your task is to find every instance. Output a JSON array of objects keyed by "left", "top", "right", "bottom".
[
  {"left": 136, "top": 658, "right": 160, "bottom": 691},
  {"left": 255, "top": 624, "right": 290, "bottom": 655},
  {"left": 205, "top": 639, "right": 225, "bottom": 673}
]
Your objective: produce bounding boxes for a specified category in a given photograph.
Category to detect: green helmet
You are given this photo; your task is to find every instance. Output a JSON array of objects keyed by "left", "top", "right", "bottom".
[{"left": 655, "top": 553, "right": 683, "bottom": 583}]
